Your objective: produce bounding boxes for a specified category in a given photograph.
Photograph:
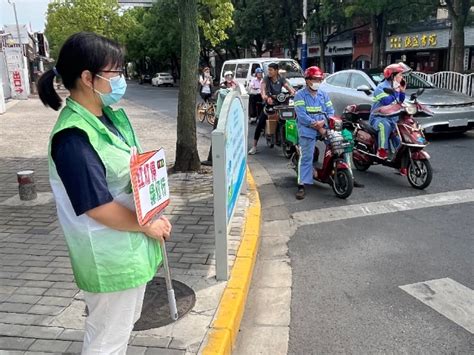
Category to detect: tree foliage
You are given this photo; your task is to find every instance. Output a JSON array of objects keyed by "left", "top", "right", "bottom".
[
  {"left": 443, "top": 0, "right": 473, "bottom": 71},
  {"left": 45, "top": 0, "right": 136, "bottom": 60},
  {"left": 345, "top": 0, "right": 438, "bottom": 68}
]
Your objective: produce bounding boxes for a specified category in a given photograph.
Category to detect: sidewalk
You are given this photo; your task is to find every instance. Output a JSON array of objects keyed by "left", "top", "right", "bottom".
[{"left": 0, "top": 96, "right": 254, "bottom": 354}]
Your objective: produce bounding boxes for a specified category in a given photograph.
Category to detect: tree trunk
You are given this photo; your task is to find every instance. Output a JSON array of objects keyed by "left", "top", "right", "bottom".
[
  {"left": 450, "top": 17, "right": 465, "bottom": 72},
  {"left": 319, "top": 30, "right": 326, "bottom": 72},
  {"left": 370, "top": 14, "right": 385, "bottom": 68},
  {"left": 174, "top": 0, "right": 201, "bottom": 171},
  {"left": 447, "top": 0, "right": 469, "bottom": 72}
]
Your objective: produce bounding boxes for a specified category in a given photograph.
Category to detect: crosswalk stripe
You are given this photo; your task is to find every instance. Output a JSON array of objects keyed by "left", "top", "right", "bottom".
[
  {"left": 292, "top": 189, "right": 474, "bottom": 226},
  {"left": 399, "top": 278, "right": 474, "bottom": 334}
]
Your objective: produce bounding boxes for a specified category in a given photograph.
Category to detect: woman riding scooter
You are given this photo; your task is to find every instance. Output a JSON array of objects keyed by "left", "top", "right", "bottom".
[{"left": 370, "top": 63, "right": 410, "bottom": 173}]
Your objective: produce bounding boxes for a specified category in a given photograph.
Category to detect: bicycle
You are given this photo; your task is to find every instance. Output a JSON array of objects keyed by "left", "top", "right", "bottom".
[{"left": 196, "top": 100, "right": 216, "bottom": 126}]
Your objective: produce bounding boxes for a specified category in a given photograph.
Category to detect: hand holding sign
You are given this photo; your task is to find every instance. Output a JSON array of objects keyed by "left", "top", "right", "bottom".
[{"left": 130, "top": 147, "right": 178, "bottom": 321}]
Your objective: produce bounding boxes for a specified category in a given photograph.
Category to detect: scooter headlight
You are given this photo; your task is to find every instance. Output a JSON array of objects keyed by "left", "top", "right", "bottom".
[{"left": 405, "top": 104, "right": 417, "bottom": 115}]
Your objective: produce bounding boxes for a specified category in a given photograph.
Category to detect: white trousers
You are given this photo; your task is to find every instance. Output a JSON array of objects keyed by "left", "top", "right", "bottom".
[{"left": 82, "top": 284, "right": 146, "bottom": 355}]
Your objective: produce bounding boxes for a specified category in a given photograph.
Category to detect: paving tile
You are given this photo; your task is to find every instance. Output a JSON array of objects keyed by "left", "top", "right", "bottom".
[
  {"left": 0, "top": 323, "right": 28, "bottom": 336},
  {"left": 29, "top": 339, "right": 72, "bottom": 352},
  {"left": 23, "top": 325, "right": 63, "bottom": 339},
  {"left": 0, "top": 336, "right": 35, "bottom": 350}
]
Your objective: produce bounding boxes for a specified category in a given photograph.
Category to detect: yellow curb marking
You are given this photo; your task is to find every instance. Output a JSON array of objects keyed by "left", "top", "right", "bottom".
[{"left": 202, "top": 167, "right": 262, "bottom": 355}]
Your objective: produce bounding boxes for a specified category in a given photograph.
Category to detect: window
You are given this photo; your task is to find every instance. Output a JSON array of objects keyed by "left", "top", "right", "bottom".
[
  {"left": 349, "top": 74, "right": 370, "bottom": 89},
  {"left": 236, "top": 64, "right": 250, "bottom": 79},
  {"left": 222, "top": 63, "right": 236, "bottom": 77},
  {"left": 326, "top": 72, "right": 350, "bottom": 87},
  {"left": 250, "top": 63, "right": 260, "bottom": 75}
]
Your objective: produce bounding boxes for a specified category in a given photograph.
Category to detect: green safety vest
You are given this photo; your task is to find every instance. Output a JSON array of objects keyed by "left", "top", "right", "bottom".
[{"left": 48, "top": 98, "right": 162, "bottom": 293}]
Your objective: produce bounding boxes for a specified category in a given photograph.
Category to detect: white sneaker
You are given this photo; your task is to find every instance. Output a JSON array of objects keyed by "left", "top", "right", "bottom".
[{"left": 248, "top": 147, "right": 257, "bottom": 155}]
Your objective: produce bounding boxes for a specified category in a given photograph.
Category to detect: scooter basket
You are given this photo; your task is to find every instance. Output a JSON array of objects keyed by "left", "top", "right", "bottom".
[
  {"left": 265, "top": 114, "right": 279, "bottom": 135},
  {"left": 328, "top": 131, "right": 348, "bottom": 156},
  {"left": 285, "top": 119, "right": 298, "bottom": 145}
]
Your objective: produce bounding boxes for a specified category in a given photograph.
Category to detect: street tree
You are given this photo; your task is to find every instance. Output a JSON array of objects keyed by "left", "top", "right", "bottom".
[
  {"left": 174, "top": 0, "right": 234, "bottom": 171},
  {"left": 45, "top": 0, "right": 136, "bottom": 60},
  {"left": 345, "top": 0, "right": 437, "bottom": 68},
  {"left": 306, "top": 0, "right": 351, "bottom": 72},
  {"left": 443, "top": 0, "right": 473, "bottom": 72}
]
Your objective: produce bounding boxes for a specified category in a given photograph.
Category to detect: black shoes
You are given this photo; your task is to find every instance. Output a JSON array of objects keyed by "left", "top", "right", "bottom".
[{"left": 296, "top": 186, "right": 305, "bottom": 200}]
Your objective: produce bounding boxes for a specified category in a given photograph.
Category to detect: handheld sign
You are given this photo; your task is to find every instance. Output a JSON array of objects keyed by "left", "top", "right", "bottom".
[
  {"left": 130, "top": 147, "right": 170, "bottom": 226},
  {"left": 130, "top": 147, "right": 178, "bottom": 321}
]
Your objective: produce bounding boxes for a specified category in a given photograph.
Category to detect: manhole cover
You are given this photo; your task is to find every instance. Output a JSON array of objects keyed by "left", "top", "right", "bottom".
[{"left": 133, "top": 277, "right": 196, "bottom": 330}]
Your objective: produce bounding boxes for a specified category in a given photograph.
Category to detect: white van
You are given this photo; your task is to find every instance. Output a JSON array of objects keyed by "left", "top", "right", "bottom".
[{"left": 220, "top": 58, "right": 305, "bottom": 91}]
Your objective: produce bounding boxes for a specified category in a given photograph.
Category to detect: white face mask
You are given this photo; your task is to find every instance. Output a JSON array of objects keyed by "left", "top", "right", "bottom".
[{"left": 309, "top": 82, "right": 320, "bottom": 91}]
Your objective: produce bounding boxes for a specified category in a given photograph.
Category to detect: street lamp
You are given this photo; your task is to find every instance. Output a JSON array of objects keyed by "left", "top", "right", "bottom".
[{"left": 7, "top": 0, "right": 25, "bottom": 59}]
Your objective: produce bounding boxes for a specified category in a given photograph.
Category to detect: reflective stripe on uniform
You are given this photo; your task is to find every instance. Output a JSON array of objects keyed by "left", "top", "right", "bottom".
[
  {"left": 325, "top": 101, "right": 333, "bottom": 107},
  {"left": 373, "top": 92, "right": 389, "bottom": 102},
  {"left": 294, "top": 100, "right": 305, "bottom": 106},
  {"left": 306, "top": 106, "right": 322, "bottom": 113}
]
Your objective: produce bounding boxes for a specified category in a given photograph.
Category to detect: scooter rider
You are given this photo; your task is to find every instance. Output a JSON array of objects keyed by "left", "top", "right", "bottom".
[
  {"left": 248, "top": 62, "right": 295, "bottom": 155},
  {"left": 294, "top": 66, "right": 334, "bottom": 200},
  {"left": 370, "top": 63, "right": 409, "bottom": 162}
]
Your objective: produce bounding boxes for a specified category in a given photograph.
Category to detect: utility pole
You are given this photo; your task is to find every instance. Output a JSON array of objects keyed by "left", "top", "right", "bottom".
[
  {"left": 301, "top": 0, "right": 308, "bottom": 70},
  {"left": 7, "top": 0, "right": 25, "bottom": 60}
]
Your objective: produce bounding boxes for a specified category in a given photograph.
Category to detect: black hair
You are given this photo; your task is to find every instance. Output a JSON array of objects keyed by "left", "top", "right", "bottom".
[
  {"left": 268, "top": 63, "right": 279, "bottom": 71},
  {"left": 38, "top": 32, "right": 124, "bottom": 111}
]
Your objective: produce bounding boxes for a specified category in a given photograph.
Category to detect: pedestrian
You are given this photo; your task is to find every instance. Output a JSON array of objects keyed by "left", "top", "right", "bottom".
[
  {"left": 37, "top": 32, "right": 172, "bottom": 354},
  {"left": 247, "top": 67, "right": 264, "bottom": 124},
  {"left": 248, "top": 62, "right": 295, "bottom": 155},
  {"left": 199, "top": 67, "right": 213, "bottom": 105},
  {"left": 221, "top": 71, "right": 238, "bottom": 89}
]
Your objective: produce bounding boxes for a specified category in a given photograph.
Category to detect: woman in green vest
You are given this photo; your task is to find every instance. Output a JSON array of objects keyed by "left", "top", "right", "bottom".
[{"left": 38, "top": 32, "right": 172, "bottom": 354}]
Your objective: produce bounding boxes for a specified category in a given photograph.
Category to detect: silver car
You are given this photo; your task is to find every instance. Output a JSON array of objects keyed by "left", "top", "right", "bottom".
[{"left": 319, "top": 69, "right": 474, "bottom": 133}]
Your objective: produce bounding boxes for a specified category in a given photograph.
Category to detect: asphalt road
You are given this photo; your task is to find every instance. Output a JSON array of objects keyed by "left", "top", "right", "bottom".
[
  {"left": 125, "top": 83, "right": 473, "bottom": 353},
  {"left": 249, "top": 121, "right": 474, "bottom": 353}
]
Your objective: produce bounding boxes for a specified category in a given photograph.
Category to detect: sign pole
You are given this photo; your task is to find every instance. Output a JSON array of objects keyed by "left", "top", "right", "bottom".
[{"left": 160, "top": 239, "right": 178, "bottom": 320}]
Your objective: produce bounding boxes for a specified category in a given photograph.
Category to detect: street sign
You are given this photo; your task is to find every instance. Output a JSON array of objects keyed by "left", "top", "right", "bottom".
[{"left": 4, "top": 47, "right": 27, "bottom": 100}]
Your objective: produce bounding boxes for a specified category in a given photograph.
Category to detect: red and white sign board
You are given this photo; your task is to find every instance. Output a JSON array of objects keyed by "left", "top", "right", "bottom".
[
  {"left": 4, "top": 47, "right": 27, "bottom": 100},
  {"left": 130, "top": 148, "right": 170, "bottom": 226}
]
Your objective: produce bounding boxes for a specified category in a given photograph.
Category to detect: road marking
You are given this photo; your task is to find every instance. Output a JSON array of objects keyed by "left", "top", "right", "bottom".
[
  {"left": 400, "top": 278, "right": 474, "bottom": 334},
  {"left": 291, "top": 189, "right": 474, "bottom": 226}
]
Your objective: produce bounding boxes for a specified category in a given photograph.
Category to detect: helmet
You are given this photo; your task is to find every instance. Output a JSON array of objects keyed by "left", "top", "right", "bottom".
[
  {"left": 255, "top": 68, "right": 263, "bottom": 74},
  {"left": 383, "top": 62, "right": 411, "bottom": 79},
  {"left": 224, "top": 71, "right": 233, "bottom": 77},
  {"left": 304, "top": 66, "right": 324, "bottom": 79}
]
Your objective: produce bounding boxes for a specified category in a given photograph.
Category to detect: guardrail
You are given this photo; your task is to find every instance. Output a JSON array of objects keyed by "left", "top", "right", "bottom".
[{"left": 413, "top": 71, "right": 474, "bottom": 97}]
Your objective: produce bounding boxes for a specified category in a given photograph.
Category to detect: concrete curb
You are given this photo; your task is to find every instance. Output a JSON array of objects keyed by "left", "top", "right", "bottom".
[{"left": 201, "top": 166, "right": 262, "bottom": 355}]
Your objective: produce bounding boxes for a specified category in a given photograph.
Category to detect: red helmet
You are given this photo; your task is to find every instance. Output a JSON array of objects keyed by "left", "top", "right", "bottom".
[
  {"left": 304, "top": 66, "right": 324, "bottom": 79},
  {"left": 383, "top": 63, "right": 411, "bottom": 79}
]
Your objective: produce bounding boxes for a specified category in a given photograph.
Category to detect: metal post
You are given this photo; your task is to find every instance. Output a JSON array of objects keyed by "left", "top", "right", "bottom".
[
  {"left": 301, "top": 0, "right": 308, "bottom": 70},
  {"left": 17, "top": 170, "right": 37, "bottom": 201},
  {"left": 212, "top": 128, "right": 228, "bottom": 280},
  {"left": 8, "top": 0, "right": 25, "bottom": 60}
]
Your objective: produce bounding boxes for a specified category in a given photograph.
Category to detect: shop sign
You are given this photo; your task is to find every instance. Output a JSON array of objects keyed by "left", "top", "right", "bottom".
[
  {"left": 4, "top": 47, "right": 27, "bottom": 100},
  {"left": 389, "top": 34, "right": 438, "bottom": 50}
]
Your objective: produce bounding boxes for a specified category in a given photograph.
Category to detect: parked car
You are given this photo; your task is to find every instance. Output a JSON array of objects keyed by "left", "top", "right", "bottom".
[
  {"left": 152, "top": 72, "right": 174, "bottom": 87},
  {"left": 319, "top": 69, "right": 474, "bottom": 133},
  {"left": 220, "top": 58, "right": 305, "bottom": 91},
  {"left": 139, "top": 73, "right": 152, "bottom": 84}
]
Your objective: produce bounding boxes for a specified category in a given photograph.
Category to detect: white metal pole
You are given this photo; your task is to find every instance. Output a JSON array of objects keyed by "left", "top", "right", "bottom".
[{"left": 159, "top": 239, "right": 178, "bottom": 320}]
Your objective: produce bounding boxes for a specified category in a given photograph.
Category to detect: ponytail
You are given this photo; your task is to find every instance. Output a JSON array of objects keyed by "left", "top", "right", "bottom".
[{"left": 38, "top": 69, "right": 62, "bottom": 111}]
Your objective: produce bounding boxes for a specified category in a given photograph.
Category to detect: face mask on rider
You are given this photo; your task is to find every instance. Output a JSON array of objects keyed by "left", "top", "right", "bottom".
[
  {"left": 94, "top": 74, "right": 127, "bottom": 107},
  {"left": 309, "top": 82, "right": 320, "bottom": 91}
]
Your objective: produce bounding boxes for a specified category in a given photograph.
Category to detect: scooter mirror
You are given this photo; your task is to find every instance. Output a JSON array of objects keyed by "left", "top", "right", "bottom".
[{"left": 356, "top": 85, "right": 372, "bottom": 95}]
